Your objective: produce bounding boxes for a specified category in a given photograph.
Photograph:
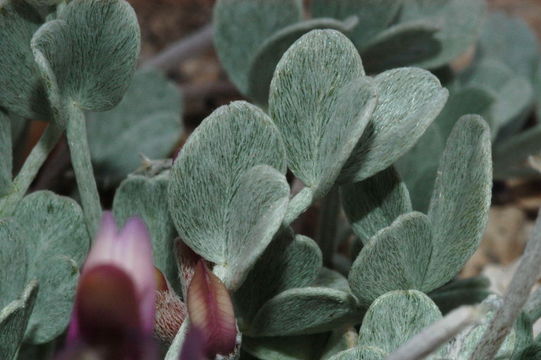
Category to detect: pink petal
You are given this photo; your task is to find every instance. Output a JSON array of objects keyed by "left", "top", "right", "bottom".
[
  {"left": 187, "top": 260, "right": 237, "bottom": 357},
  {"left": 81, "top": 212, "right": 156, "bottom": 334},
  {"left": 117, "top": 217, "right": 156, "bottom": 333},
  {"left": 83, "top": 211, "right": 118, "bottom": 272}
]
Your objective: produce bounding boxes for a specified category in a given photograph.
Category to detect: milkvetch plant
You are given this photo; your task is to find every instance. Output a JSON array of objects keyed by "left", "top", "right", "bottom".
[{"left": 1, "top": 0, "right": 541, "bottom": 359}]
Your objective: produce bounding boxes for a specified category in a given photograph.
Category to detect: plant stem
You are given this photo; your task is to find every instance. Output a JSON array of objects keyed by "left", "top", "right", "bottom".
[
  {"left": 142, "top": 24, "right": 214, "bottom": 71},
  {"left": 316, "top": 186, "right": 340, "bottom": 267},
  {"left": 66, "top": 107, "right": 101, "bottom": 239},
  {"left": 471, "top": 208, "right": 541, "bottom": 360},
  {"left": 387, "top": 306, "right": 481, "bottom": 360},
  {"left": 0, "top": 124, "right": 63, "bottom": 216}
]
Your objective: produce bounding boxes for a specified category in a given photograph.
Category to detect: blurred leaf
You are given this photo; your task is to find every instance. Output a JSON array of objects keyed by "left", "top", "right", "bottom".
[
  {"left": 213, "top": 0, "right": 302, "bottom": 93},
  {"left": 88, "top": 69, "right": 182, "bottom": 185},
  {"left": 234, "top": 231, "right": 322, "bottom": 326},
  {"left": 360, "top": 21, "right": 441, "bottom": 73},
  {"left": 14, "top": 191, "right": 88, "bottom": 344},
  {"left": 340, "top": 67, "right": 448, "bottom": 183},
  {"left": 249, "top": 287, "right": 362, "bottom": 337},
  {"left": 398, "top": 0, "right": 486, "bottom": 69},
  {"left": 0, "top": 0, "right": 50, "bottom": 120},
  {"left": 0, "top": 281, "right": 39, "bottom": 360},
  {"left": 348, "top": 213, "right": 433, "bottom": 307},
  {"left": 311, "top": 0, "right": 402, "bottom": 49},
  {"left": 358, "top": 290, "right": 442, "bottom": 354},
  {"left": 247, "top": 17, "right": 358, "bottom": 105},
  {"left": 168, "top": 101, "right": 286, "bottom": 275},
  {"left": 269, "top": 29, "right": 376, "bottom": 199},
  {"left": 477, "top": 11, "right": 540, "bottom": 79},
  {"left": 424, "top": 115, "right": 492, "bottom": 290},
  {"left": 429, "top": 276, "right": 491, "bottom": 314},
  {"left": 31, "top": 0, "right": 140, "bottom": 115},
  {"left": 461, "top": 59, "right": 533, "bottom": 136},
  {"left": 113, "top": 174, "right": 178, "bottom": 292},
  {"left": 243, "top": 333, "right": 329, "bottom": 360},
  {"left": 493, "top": 124, "right": 541, "bottom": 180},
  {"left": 434, "top": 86, "right": 495, "bottom": 140},
  {"left": 341, "top": 167, "right": 412, "bottom": 245}
]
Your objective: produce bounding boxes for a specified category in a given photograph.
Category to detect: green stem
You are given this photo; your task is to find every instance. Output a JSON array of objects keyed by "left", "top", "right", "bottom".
[
  {"left": 66, "top": 107, "right": 101, "bottom": 239},
  {"left": 0, "top": 124, "right": 63, "bottom": 216},
  {"left": 316, "top": 186, "right": 340, "bottom": 268}
]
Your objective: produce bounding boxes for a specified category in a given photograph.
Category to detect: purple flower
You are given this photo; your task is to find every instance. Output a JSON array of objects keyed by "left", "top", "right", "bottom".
[{"left": 60, "top": 212, "right": 157, "bottom": 360}]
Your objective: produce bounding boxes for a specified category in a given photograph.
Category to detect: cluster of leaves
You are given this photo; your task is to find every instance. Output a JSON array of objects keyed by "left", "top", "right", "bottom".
[
  {"left": 213, "top": 0, "right": 486, "bottom": 104},
  {"left": 399, "top": 10, "right": 541, "bottom": 211},
  {"left": 1, "top": 0, "right": 541, "bottom": 359}
]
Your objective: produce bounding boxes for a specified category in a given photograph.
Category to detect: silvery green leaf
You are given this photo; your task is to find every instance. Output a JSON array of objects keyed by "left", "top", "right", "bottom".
[
  {"left": 247, "top": 17, "right": 358, "bottom": 105},
  {"left": 243, "top": 333, "right": 330, "bottom": 360},
  {"left": 0, "top": 220, "right": 28, "bottom": 310},
  {"left": 14, "top": 191, "right": 88, "bottom": 343},
  {"left": 31, "top": 0, "right": 140, "bottom": 114},
  {"left": 461, "top": 59, "right": 534, "bottom": 137},
  {"left": 360, "top": 21, "right": 441, "bottom": 74},
  {"left": 269, "top": 30, "right": 377, "bottom": 199},
  {"left": 341, "top": 167, "right": 412, "bottom": 245},
  {"left": 477, "top": 11, "right": 540, "bottom": 79},
  {"left": 0, "top": 1, "right": 51, "bottom": 121},
  {"left": 0, "top": 111, "right": 12, "bottom": 196},
  {"left": 398, "top": 0, "right": 486, "bottom": 69},
  {"left": 213, "top": 0, "right": 302, "bottom": 94},
  {"left": 0, "top": 281, "right": 38, "bottom": 360},
  {"left": 88, "top": 69, "right": 182, "bottom": 185},
  {"left": 168, "top": 101, "right": 286, "bottom": 265},
  {"left": 218, "top": 165, "right": 289, "bottom": 290},
  {"left": 311, "top": 0, "right": 402, "bottom": 49},
  {"left": 249, "top": 287, "right": 361, "bottom": 337},
  {"left": 434, "top": 86, "right": 495, "bottom": 140},
  {"left": 312, "top": 268, "right": 350, "bottom": 293},
  {"left": 395, "top": 124, "right": 444, "bottom": 212},
  {"left": 441, "top": 295, "right": 516, "bottom": 359},
  {"left": 234, "top": 231, "right": 322, "bottom": 326},
  {"left": 113, "top": 174, "right": 178, "bottom": 291},
  {"left": 348, "top": 213, "right": 433, "bottom": 307},
  {"left": 358, "top": 290, "right": 442, "bottom": 354},
  {"left": 340, "top": 67, "right": 448, "bottom": 183},
  {"left": 424, "top": 115, "right": 492, "bottom": 290},
  {"left": 428, "top": 276, "right": 490, "bottom": 314},
  {"left": 328, "top": 347, "right": 386, "bottom": 360}
]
